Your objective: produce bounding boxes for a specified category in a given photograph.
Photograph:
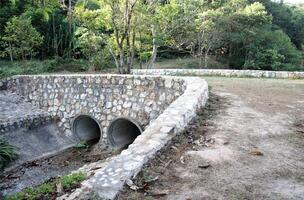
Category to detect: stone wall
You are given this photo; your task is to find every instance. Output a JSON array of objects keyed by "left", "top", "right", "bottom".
[
  {"left": 1, "top": 74, "right": 185, "bottom": 144},
  {"left": 0, "top": 90, "right": 54, "bottom": 134},
  {"left": 132, "top": 69, "right": 304, "bottom": 79},
  {"left": 58, "top": 77, "right": 209, "bottom": 200}
]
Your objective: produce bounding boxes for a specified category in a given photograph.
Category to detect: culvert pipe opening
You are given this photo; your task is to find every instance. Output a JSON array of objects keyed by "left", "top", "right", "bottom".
[
  {"left": 72, "top": 115, "right": 101, "bottom": 144},
  {"left": 108, "top": 117, "right": 142, "bottom": 148}
]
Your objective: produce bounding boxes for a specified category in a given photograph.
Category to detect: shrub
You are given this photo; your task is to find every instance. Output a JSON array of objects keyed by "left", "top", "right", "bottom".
[
  {"left": 244, "top": 49, "right": 285, "bottom": 70},
  {"left": 0, "top": 138, "right": 18, "bottom": 169}
]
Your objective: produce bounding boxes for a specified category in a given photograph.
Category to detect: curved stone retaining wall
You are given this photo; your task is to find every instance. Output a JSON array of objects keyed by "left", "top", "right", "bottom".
[
  {"left": 1, "top": 75, "right": 185, "bottom": 144},
  {"left": 132, "top": 69, "right": 304, "bottom": 79},
  {"left": 1, "top": 74, "right": 209, "bottom": 199},
  {"left": 59, "top": 77, "right": 209, "bottom": 200}
]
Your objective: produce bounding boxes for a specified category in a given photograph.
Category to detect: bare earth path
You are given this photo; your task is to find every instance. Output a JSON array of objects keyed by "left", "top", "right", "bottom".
[{"left": 119, "top": 77, "right": 304, "bottom": 200}]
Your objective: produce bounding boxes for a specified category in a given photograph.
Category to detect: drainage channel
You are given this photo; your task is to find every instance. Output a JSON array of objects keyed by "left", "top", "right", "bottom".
[
  {"left": 107, "top": 117, "right": 143, "bottom": 149},
  {"left": 72, "top": 115, "right": 101, "bottom": 145},
  {"left": 0, "top": 115, "right": 104, "bottom": 197},
  {"left": 0, "top": 142, "right": 120, "bottom": 197},
  {"left": 0, "top": 115, "right": 143, "bottom": 197}
]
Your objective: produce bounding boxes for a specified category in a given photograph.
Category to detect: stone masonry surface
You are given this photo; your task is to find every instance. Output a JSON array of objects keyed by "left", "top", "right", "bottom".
[
  {"left": 0, "top": 90, "right": 53, "bottom": 134},
  {"left": 132, "top": 69, "right": 304, "bottom": 79},
  {"left": 58, "top": 77, "right": 209, "bottom": 200},
  {"left": 1, "top": 74, "right": 208, "bottom": 199},
  {"left": 1, "top": 74, "right": 185, "bottom": 145}
]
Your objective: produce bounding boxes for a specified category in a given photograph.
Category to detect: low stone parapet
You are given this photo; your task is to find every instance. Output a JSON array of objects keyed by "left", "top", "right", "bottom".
[{"left": 132, "top": 69, "right": 304, "bottom": 79}]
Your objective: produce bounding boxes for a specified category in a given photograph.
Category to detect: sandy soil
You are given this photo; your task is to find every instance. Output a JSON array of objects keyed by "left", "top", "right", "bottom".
[{"left": 119, "top": 77, "right": 304, "bottom": 200}]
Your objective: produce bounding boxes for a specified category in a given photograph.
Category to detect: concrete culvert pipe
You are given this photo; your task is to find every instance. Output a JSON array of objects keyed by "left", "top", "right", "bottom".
[
  {"left": 108, "top": 117, "right": 142, "bottom": 148},
  {"left": 72, "top": 115, "right": 101, "bottom": 144}
]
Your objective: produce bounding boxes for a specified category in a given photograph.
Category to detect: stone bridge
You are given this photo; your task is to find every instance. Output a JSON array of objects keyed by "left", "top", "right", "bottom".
[{"left": 0, "top": 74, "right": 208, "bottom": 184}]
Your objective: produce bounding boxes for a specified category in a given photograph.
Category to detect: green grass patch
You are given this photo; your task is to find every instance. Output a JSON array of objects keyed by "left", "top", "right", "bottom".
[
  {"left": 0, "top": 138, "right": 18, "bottom": 170},
  {"left": 5, "top": 172, "right": 86, "bottom": 200},
  {"left": 60, "top": 172, "right": 86, "bottom": 190},
  {"left": 74, "top": 141, "right": 89, "bottom": 149},
  {"left": 0, "top": 59, "right": 89, "bottom": 79}
]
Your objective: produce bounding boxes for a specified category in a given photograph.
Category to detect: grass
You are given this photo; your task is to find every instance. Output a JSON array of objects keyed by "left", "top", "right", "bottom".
[
  {"left": 0, "top": 59, "right": 89, "bottom": 79},
  {"left": 60, "top": 172, "right": 86, "bottom": 189},
  {"left": 0, "top": 138, "right": 18, "bottom": 170},
  {"left": 5, "top": 172, "right": 86, "bottom": 200},
  {"left": 74, "top": 141, "right": 89, "bottom": 149},
  {"left": 133, "top": 56, "right": 227, "bottom": 69},
  {"left": 1, "top": 57, "right": 302, "bottom": 79}
]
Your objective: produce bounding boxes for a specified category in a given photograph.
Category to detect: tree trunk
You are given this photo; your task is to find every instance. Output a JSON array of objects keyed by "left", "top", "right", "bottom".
[
  {"left": 229, "top": 43, "right": 232, "bottom": 58},
  {"left": 129, "top": 28, "right": 136, "bottom": 73},
  {"left": 204, "top": 53, "right": 208, "bottom": 68},
  {"left": 199, "top": 55, "right": 203, "bottom": 69},
  {"left": 119, "top": 48, "right": 124, "bottom": 74},
  {"left": 139, "top": 31, "right": 143, "bottom": 69},
  {"left": 88, "top": 64, "right": 96, "bottom": 72},
  {"left": 8, "top": 42, "right": 13, "bottom": 63},
  {"left": 108, "top": 47, "right": 120, "bottom": 72},
  {"left": 9, "top": 53, "right": 13, "bottom": 63},
  {"left": 67, "top": 0, "right": 73, "bottom": 58},
  {"left": 147, "top": 25, "right": 157, "bottom": 69},
  {"left": 197, "top": 32, "right": 203, "bottom": 69},
  {"left": 204, "top": 46, "right": 211, "bottom": 68},
  {"left": 52, "top": 13, "right": 58, "bottom": 56}
]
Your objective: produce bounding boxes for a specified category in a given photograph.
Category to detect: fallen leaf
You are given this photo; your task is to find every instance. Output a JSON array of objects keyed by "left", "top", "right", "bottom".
[
  {"left": 180, "top": 156, "right": 185, "bottom": 164},
  {"left": 249, "top": 149, "right": 264, "bottom": 156},
  {"left": 126, "top": 179, "right": 140, "bottom": 191},
  {"left": 145, "top": 190, "right": 169, "bottom": 197},
  {"left": 198, "top": 164, "right": 211, "bottom": 169},
  {"left": 56, "top": 182, "right": 63, "bottom": 194},
  {"left": 164, "top": 160, "right": 172, "bottom": 168},
  {"left": 145, "top": 176, "right": 159, "bottom": 183}
]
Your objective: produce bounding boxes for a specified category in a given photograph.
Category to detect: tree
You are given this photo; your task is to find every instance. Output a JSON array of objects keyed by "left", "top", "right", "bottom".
[
  {"left": 101, "top": 0, "right": 139, "bottom": 74},
  {"left": 168, "top": 0, "right": 225, "bottom": 68},
  {"left": 218, "top": 0, "right": 273, "bottom": 68},
  {"left": 140, "top": 0, "right": 176, "bottom": 69},
  {"left": 257, "top": 0, "right": 304, "bottom": 50},
  {"left": 244, "top": 29, "right": 301, "bottom": 70},
  {"left": 75, "top": 27, "right": 103, "bottom": 71},
  {"left": 1, "top": 16, "right": 43, "bottom": 62}
]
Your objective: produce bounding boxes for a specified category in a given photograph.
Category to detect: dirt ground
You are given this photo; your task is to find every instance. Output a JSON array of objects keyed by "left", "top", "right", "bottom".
[{"left": 119, "top": 77, "right": 304, "bottom": 200}]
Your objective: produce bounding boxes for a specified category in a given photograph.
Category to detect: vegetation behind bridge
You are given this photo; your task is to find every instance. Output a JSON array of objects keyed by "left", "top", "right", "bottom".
[{"left": 0, "top": 0, "right": 303, "bottom": 76}]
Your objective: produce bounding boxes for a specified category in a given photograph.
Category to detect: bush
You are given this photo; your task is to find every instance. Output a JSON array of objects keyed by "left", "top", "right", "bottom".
[
  {"left": 244, "top": 49, "right": 285, "bottom": 70},
  {"left": 92, "top": 48, "right": 116, "bottom": 70},
  {"left": 277, "top": 63, "right": 304, "bottom": 71},
  {"left": 0, "top": 138, "right": 18, "bottom": 169}
]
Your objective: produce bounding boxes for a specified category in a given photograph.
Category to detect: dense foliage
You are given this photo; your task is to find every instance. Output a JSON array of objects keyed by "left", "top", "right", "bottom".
[{"left": 0, "top": 0, "right": 303, "bottom": 73}]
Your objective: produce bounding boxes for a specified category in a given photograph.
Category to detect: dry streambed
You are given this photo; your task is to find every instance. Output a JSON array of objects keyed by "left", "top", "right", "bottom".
[{"left": 0, "top": 145, "right": 120, "bottom": 199}]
